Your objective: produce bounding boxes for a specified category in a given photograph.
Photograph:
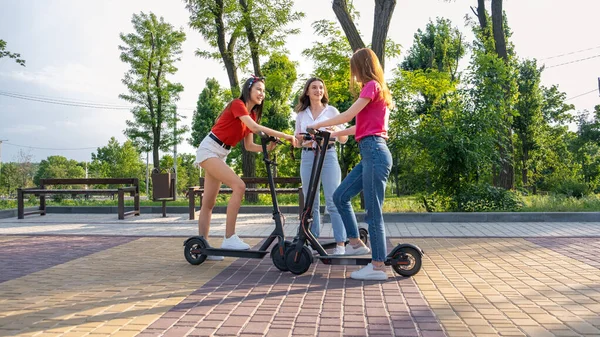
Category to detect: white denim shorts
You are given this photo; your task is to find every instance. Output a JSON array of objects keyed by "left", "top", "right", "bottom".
[{"left": 195, "top": 134, "right": 231, "bottom": 166}]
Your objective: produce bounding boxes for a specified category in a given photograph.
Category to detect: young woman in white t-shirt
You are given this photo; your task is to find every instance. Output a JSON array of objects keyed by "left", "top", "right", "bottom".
[{"left": 294, "top": 77, "right": 348, "bottom": 255}]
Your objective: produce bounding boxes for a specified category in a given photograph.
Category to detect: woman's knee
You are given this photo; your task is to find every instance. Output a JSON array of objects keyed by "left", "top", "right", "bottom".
[
  {"left": 231, "top": 180, "right": 246, "bottom": 195},
  {"left": 333, "top": 188, "right": 346, "bottom": 206}
]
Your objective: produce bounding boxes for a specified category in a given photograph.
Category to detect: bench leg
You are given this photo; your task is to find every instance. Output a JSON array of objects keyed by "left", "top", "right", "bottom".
[
  {"left": 118, "top": 189, "right": 125, "bottom": 220},
  {"left": 134, "top": 193, "right": 140, "bottom": 216},
  {"left": 40, "top": 194, "right": 46, "bottom": 216},
  {"left": 188, "top": 188, "right": 196, "bottom": 220},
  {"left": 162, "top": 200, "right": 167, "bottom": 217},
  {"left": 18, "top": 189, "right": 24, "bottom": 219}
]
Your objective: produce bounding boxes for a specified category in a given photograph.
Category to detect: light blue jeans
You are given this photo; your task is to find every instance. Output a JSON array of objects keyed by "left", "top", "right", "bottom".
[
  {"left": 333, "top": 136, "right": 392, "bottom": 262},
  {"left": 300, "top": 147, "right": 347, "bottom": 243}
]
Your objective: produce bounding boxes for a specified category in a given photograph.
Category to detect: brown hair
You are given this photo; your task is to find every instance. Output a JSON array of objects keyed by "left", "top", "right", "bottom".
[
  {"left": 294, "top": 77, "right": 329, "bottom": 112},
  {"left": 350, "top": 48, "right": 393, "bottom": 108},
  {"left": 215, "top": 76, "right": 265, "bottom": 123}
]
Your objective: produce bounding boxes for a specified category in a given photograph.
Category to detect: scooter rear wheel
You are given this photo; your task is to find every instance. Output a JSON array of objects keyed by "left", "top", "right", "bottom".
[
  {"left": 284, "top": 246, "right": 313, "bottom": 275},
  {"left": 359, "top": 228, "right": 369, "bottom": 246},
  {"left": 271, "top": 240, "right": 291, "bottom": 271},
  {"left": 184, "top": 237, "right": 208, "bottom": 265},
  {"left": 390, "top": 246, "right": 422, "bottom": 277}
]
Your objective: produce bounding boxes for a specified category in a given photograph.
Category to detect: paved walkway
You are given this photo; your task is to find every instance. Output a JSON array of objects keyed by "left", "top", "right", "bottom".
[{"left": 1, "top": 213, "right": 600, "bottom": 337}]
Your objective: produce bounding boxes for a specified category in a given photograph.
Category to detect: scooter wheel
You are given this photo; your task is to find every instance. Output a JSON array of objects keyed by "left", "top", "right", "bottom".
[
  {"left": 284, "top": 246, "right": 313, "bottom": 275},
  {"left": 184, "top": 237, "right": 208, "bottom": 265},
  {"left": 390, "top": 246, "right": 422, "bottom": 277},
  {"left": 271, "top": 240, "right": 291, "bottom": 272},
  {"left": 359, "top": 228, "right": 369, "bottom": 246}
]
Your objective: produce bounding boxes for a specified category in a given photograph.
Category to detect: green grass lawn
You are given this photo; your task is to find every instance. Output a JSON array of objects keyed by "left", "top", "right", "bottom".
[{"left": 3, "top": 193, "right": 600, "bottom": 212}]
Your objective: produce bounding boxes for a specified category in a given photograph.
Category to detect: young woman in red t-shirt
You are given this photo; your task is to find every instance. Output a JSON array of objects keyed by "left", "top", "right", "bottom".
[{"left": 194, "top": 76, "right": 297, "bottom": 256}]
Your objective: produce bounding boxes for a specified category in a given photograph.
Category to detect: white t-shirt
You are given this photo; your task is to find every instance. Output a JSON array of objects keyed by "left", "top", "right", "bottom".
[{"left": 294, "top": 105, "right": 344, "bottom": 148}]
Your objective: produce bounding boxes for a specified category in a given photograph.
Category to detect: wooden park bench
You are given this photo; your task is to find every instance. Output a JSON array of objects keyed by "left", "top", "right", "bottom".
[
  {"left": 187, "top": 177, "right": 303, "bottom": 220},
  {"left": 17, "top": 178, "right": 140, "bottom": 220}
]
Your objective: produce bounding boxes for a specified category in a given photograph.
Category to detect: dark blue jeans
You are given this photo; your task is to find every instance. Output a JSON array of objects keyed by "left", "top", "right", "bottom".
[{"left": 333, "top": 136, "right": 392, "bottom": 262}]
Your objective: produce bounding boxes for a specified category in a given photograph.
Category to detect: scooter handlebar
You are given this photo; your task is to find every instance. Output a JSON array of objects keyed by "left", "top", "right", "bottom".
[{"left": 257, "top": 131, "right": 284, "bottom": 145}]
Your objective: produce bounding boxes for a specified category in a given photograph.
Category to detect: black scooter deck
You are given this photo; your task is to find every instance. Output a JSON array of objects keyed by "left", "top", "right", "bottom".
[
  {"left": 315, "top": 254, "right": 372, "bottom": 265},
  {"left": 202, "top": 248, "right": 269, "bottom": 259}
]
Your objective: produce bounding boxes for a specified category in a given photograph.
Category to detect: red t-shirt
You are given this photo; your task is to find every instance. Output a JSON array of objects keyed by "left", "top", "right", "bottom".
[{"left": 211, "top": 99, "right": 257, "bottom": 146}]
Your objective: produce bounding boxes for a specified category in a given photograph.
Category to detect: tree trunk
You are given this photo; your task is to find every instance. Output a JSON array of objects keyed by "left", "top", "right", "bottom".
[
  {"left": 214, "top": 0, "right": 240, "bottom": 97},
  {"left": 241, "top": 143, "right": 257, "bottom": 202},
  {"left": 372, "top": 0, "right": 396, "bottom": 69},
  {"left": 239, "top": 0, "right": 262, "bottom": 76},
  {"left": 493, "top": 137, "right": 514, "bottom": 190},
  {"left": 521, "top": 148, "right": 528, "bottom": 187},
  {"left": 475, "top": 0, "right": 488, "bottom": 31},
  {"left": 491, "top": 0, "right": 508, "bottom": 61},
  {"left": 332, "top": 0, "right": 365, "bottom": 52}
]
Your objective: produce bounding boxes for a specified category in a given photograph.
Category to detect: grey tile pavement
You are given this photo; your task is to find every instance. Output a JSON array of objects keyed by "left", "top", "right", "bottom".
[{"left": 2, "top": 213, "right": 600, "bottom": 238}]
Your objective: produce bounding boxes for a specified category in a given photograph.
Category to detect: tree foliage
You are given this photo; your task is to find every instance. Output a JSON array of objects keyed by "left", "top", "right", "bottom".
[
  {"left": 189, "top": 78, "right": 227, "bottom": 148},
  {"left": 119, "top": 12, "right": 189, "bottom": 169},
  {"left": 0, "top": 39, "right": 25, "bottom": 66}
]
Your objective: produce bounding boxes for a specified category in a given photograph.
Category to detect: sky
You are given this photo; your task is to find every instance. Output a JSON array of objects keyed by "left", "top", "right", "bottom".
[{"left": 0, "top": 0, "right": 599, "bottom": 164}]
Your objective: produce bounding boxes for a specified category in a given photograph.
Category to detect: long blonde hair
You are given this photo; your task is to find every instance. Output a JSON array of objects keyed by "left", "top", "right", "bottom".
[{"left": 350, "top": 48, "right": 393, "bottom": 108}]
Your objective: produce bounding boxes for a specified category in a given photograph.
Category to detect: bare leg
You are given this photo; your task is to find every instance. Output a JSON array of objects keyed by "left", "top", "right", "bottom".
[
  {"left": 197, "top": 168, "right": 221, "bottom": 238},
  {"left": 200, "top": 158, "right": 245, "bottom": 238}
]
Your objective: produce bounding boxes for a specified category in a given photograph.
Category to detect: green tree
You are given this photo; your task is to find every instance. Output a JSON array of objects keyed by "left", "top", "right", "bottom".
[
  {"left": 189, "top": 78, "right": 227, "bottom": 148},
  {"left": 34, "top": 156, "right": 85, "bottom": 185},
  {"left": 0, "top": 163, "right": 19, "bottom": 196},
  {"left": 118, "top": 12, "right": 188, "bottom": 169},
  {"left": 258, "top": 53, "right": 298, "bottom": 178},
  {"left": 90, "top": 138, "right": 144, "bottom": 184},
  {"left": 0, "top": 39, "right": 25, "bottom": 66},
  {"left": 470, "top": 0, "right": 518, "bottom": 190},
  {"left": 389, "top": 18, "right": 473, "bottom": 197},
  {"left": 238, "top": 0, "right": 304, "bottom": 76},
  {"left": 513, "top": 59, "right": 543, "bottom": 188}
]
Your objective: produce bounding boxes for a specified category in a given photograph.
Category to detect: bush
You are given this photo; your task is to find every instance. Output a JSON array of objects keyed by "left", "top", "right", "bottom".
[
  {"left": 551, "top": 178, "right": 591, "bottom": 198},
  {"left": 452, "top": 183, "right": 523, "bottom": 212}
]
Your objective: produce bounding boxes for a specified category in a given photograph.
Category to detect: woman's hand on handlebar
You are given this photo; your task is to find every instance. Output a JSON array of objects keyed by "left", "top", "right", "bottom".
[{"left": 284, "top": 134, "right": 298, "bottom": 147}]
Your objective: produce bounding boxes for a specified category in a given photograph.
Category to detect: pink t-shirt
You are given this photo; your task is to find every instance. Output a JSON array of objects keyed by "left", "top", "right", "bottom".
[{"left": 355, "top": 80, "right": 389, "bottom": 142}]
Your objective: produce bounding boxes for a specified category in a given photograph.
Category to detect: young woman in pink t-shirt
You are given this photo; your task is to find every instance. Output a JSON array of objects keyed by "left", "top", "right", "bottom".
[{"left": 309, "top": 48, "right": 393, "bottom": 280}]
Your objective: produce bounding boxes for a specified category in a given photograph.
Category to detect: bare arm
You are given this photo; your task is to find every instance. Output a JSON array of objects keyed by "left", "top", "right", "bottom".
[
  {"left": 243, "top": 133, "right": 262, "bottom": 152},
  {"left": 239, "top": 115, "right": 298, "bottom": 146},
  {"left": 311, "top": 98, "right": 370, "bottom": 129},
  {"left": 332, "top": 126, "right": 355, "bottom": 140}
]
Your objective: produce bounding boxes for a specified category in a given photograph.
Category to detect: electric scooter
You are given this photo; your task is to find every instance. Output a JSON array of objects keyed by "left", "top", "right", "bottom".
[
  {"left": 284, "top": 128, "right": 424, "bottom": 277},
  {"left": 183, "top": 132, "right": 292, "bottom": 271}
]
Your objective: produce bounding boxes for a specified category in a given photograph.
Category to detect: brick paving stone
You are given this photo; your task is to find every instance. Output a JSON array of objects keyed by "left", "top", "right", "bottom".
[
  {"left": 0, "top": 235, "right": 136, "bottom": 283},
  {"left": 132, "top": 238, "right": 441, "bottom": 337}
]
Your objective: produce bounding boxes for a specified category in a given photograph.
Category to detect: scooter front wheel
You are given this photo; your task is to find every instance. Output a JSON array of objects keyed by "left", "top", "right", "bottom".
[
  {"left": 184, "top": 237, "right": 208, "bottom": 265},
  {"left": 389, "top": 246, "right": 422, "bottom": 277},
  {"left": 284, "top": 246, "right": 313, "bottom": 275},
  {"left": 271, "top": 240, "right": 291, "bottom": 272}
]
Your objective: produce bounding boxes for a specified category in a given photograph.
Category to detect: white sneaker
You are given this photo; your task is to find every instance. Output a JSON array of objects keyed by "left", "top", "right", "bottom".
[
  {"left": 332, "top": 246, "right": 346, "bottom": 255},
  {"left": 350, "top": 263, "right": 388, "bottom": 281},
  {"left": 221, "top": 234, "right": 250, "bottom": 250},
  {"left": 206, "top": 255, "right": 224, "bottom": 261},
  {"left": 344, "top": 243, "right": 370, "bottom": 256}
]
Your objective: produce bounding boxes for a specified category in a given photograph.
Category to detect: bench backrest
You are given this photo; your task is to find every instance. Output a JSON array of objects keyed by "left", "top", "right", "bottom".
[
  {"left": 39, "top": 178, "right": 139, "bottom": 189},
  {"left": 198, "top": 177, "right": 300, "bottom": 187}
]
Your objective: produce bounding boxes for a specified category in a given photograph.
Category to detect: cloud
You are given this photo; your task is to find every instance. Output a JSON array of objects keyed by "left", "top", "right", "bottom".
[
  {"left": 2, "top": 124, "right": 47, "bottom": 134},
  {"left": 0, "top": 63, "right": 122, "bottom": 98}
]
